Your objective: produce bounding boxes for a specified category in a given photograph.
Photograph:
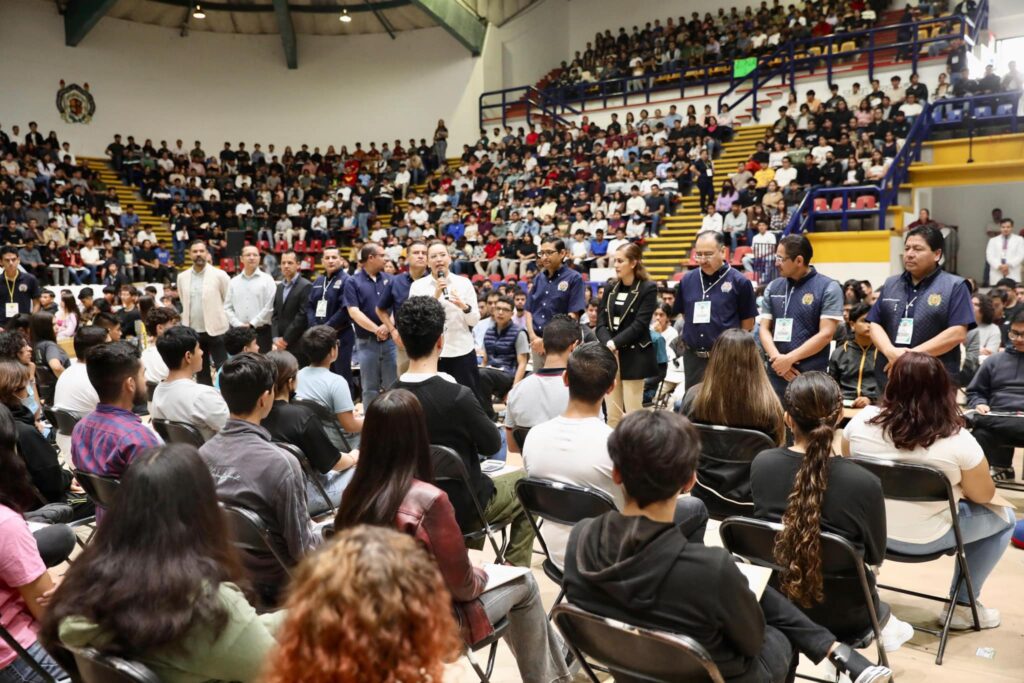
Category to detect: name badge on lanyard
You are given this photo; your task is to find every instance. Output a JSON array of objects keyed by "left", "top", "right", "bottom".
[
  {"left": 315, "top": 299, "right": 328, "bottom": 318},
  {"left": 693, "top": 300, "right": 712, "bottom": 324},
  {"left": 896, "top": 317, "right": 914, "bottom": 345},
  {"left": 4, "top": 303, "right": 18, "bottom": 318},
  {"left": 773, "top": 318, "right": 793, "bottom": 342}
]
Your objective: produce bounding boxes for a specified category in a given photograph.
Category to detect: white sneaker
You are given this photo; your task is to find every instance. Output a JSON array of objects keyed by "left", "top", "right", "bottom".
[
  {"left": 939, "top": 602, "right": 1001, "bottom": 631},
  {"left": 880, "top": 614, "right": 914, "bottom": 652}
]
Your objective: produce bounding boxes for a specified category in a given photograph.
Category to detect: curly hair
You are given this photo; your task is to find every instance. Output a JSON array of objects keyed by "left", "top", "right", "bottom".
[
  {"left": 773, "top": 372, "right": 843, "bottom": 608},
  {"left": 263, "top": 525, "right": 462, "bottom": 683}
]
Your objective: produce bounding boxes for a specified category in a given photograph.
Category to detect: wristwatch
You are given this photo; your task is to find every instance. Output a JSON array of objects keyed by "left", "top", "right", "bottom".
[{"left": 462, "top": 303, "right": 471, "bottom": 314}]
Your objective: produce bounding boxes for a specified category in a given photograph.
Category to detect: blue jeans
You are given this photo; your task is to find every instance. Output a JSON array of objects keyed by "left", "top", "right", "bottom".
[
  {"left": 305, "top": 467, "right": 355, "bottom": 517},
  {"left": 0, "top": 640, "right": 68, "bottom": 683},
  {"left": 889, "top": 500, "right": 1013, "bottom": 602},
  {"left": 355, "top": 336, "right": 397, "bottom": 408}
]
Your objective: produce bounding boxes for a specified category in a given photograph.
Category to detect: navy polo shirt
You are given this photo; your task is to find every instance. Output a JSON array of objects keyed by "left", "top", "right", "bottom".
[
  {"left": 0, "top": 271, "right": 40, "bottom": 325},
  {"left": 525, "top": 265, "right": 586, "bottom": 334},
  {"left": 674, "top": 264, "right": 757, "bottom": 350},
  {"left": 867, "top": 267, "right": 974, "bottom": 377},
  {"left": 377, "top": 271, "right": 422, "bottom": 314},
  {"left": 760, "top": 268, "right": 844, "bottom": 371},
  {"left": 342, "top": 268, "right": 390, "bottom": 339},
  {"left": 307, "top": 269, "right": 353, "bottom": 333}
]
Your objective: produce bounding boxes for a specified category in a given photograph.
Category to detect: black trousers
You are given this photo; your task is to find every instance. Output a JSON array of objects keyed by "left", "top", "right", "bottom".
[
  {"left": 255, "top": 325, "right": 273, "bottom": 354},
  {"left": 682, "top": 348, "right": 710, "bottom": 391},
  {"left": 439, "top": 351, "right": 482, "bottom": 407},
  {"left": 478, "top": 366, "right": 514, "bottom": 420},
  {"left": 330, "top": 326, "right": 356, "bottom": 394},
  {"left": 757, "top": 588, "right": 837, "bottom": 683},
  {"left": 32, "top": 524, "right": 77, "bottom": 568},
  {"left": 969, "top": 413, "right": 1024, "bottom": 468},
  {"left": 197, "top": 332, "right": 227, "bottom": 386}
]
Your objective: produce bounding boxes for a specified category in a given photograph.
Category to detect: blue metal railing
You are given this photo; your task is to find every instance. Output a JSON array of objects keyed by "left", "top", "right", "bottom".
[{"left": 784, "top": 89, "right": 1020, "bottom": 235}]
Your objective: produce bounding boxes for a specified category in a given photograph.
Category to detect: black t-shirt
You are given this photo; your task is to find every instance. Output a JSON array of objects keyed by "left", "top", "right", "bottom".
[
  {"left": 262, "top": 400, "right": 341, "bottom": 473},
  {"left": 117, "top": 307, "right": 141, "bottom": 338}
]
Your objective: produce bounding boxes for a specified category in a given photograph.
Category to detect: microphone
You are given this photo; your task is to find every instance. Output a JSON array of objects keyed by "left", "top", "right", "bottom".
[{"left": 437, "top": 267, "right": 450, "bottom": 299}]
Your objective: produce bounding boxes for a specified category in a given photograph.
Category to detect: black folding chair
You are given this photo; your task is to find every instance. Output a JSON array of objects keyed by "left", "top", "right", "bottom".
[
  {"left": 222, "top": 504, "right": 294, "bottom": 579},
  {"left": 690, "top": 424, "right": 775, "bottom": 520},
  {"left": 511, "top": 426, "right": 531, "bottom": 451},
  {"left": 70, "top": 647, "right": 161, "bottom": 683},
  {"left": 719, "top": 517, "right": 890, "bottom": 679},
  {"left": 515, "top": 478, "right": 616, "bottom": 612},
  {"left": 551, "top": 603, "right": 726, "bottom": 683},
  {"left": 274, "top": 441, "right": 335, "bottom": 515},
  {"left": 0, "top": 624, "right": 59, "bottom": 683},
  {"left": 465, "top": 616, "right": 511, "bottom": 683},
  {"left": 151, "top": 418, "right": 206, "bottom": 449},
  {"left": 34, "top": 364, "right": 58, "bottom": 405},
  {"left": 293, "top": 398, "right": 354, "bottom": 451},
  {"left": 44, "top": 406, "right": 81, "bottom": 438},
  {"left": 74, "top": 471, "right": 121, "bottom": 509},
  {"left": 145, "top": 381, "right": 158, "bottom": 403},
  {"left": 429, "top": 444, "right": 509, "bottom": 562},
  {"left": 850, "top": 456, "right": 981, "bottom": 665}
]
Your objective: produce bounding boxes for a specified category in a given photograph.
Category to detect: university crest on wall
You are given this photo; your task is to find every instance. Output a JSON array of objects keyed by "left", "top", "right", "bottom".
[{"left": 56, "top": 81, "right": 96, "bottom": 124}]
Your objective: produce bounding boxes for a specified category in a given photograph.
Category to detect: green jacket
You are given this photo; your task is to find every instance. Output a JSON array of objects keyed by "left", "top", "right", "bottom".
[{"left": 59, "top": 583, "right": 283, "bottom": 683}]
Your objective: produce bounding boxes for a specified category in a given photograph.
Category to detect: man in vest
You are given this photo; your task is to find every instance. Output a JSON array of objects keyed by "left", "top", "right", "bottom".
[
  {"left": 759, "top": 235, "right": 845, "bottom": 398},
  {"left": 478, "top": 295, "right": 530, "bottom": 420},
  {"left": 307, "top": 247, "right": 355, "bottom": 390},
  {"left": 867, "top": 225, "right": 974, "bottom": 390}
]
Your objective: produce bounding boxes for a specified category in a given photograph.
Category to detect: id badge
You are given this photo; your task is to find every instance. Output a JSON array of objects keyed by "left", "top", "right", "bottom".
[
  {"left": 773, "top": 318, "right": 793, "bottom": 342},
  {"left": 315, "top": 299, "right": 328, "bottom": 318},
  {"left": 896, "top": 317, "right": 914, "bottom": 345},
  {"left": 693, "top": 300, "right": 712, "bottom": 324},
  {"left": 4, "top": 303, "right": 17, "bottom": 318}
]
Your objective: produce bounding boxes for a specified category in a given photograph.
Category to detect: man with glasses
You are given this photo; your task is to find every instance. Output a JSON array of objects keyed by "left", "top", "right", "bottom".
[
  {"left": 525, "top": 237, "right": 586, "bottom": 370},
  {"left": 479, "top": 295, "right": 530, "bottom": 419},
  {"left": 966, "top": 310, "right": 1024, "bottom": 482},
  {"left": 0, "top": 246, "right": 39, "bottom": 327},
  {"left": 758, "top": 235, "right": 844, "bottom": 399},
  {"left": 344, "top": 243, "right": 395, "bottom": 407},
  {"left": 672, "top": 230, "right": 757, "bottom": 389}
]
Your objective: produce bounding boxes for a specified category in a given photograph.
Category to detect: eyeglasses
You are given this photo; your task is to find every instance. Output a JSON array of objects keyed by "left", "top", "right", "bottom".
[
  {"left": 538, "top": 250, "right": 558, "bottom": 256},
  {"left": 494, "top": 306, "right": 513, "bottom": 313},
  {"left": 1009, "top": 329, "right": 1024, "bottom": 340},
  {"left": 693, "top": 251, "right": 718, "bottom": 260},
  {"left": 775, "top": 255, "right": 793, "bottom": 262}
]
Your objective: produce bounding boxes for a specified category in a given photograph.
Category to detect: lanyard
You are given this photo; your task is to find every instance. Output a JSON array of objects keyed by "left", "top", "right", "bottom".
[
  {"left": 5, "top": 276, "right": 16, "bottom": 303},
  {"left": 322, "top": 273, "right": 337, "bottom": 301},
  {"left": 782, "top": 282, "right": 796, "bottom": 318},
  {"left": 700, "top": 266, "right": 730, "bottom": 300}
]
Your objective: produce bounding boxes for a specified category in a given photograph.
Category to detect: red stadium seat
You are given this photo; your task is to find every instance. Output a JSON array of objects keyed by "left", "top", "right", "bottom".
[
  {"left": 672, "top": 272, "right": 685, "bottom": 281},
  {"left": 300, "top": 257, "right": 314, "bottom": 271},
  {"left": 855, "top": 195, "right": 877, "bottom": 209},
  {"left": 294, "top": 240, "right": 307, "bottom": 254},
  {"left": 257, "top": 240, "right": 271, "bottom": 252},
  {"left": 831, "top": 197, "right": 844, "bottom": 211},
  {"left": 731, "top": 246, "right": 752, "bottom": 265},
  {"left": 471, "top": 274, "right": 485, "bottom": 283},
  {"left": 814, "top": 198, "right": 829, "bottom": 211},
  {"left": 220, "top": 258, "right": 236, "bottom": 274},
  {"left": 273, "top": 240, "right": 288, "bottom": 254},
  {"left": 308, "top": 239, "right": 324, "bottom": 254},
  {"left": 488, "top": 274, "right": 502, "bottom": 282},
  {"left": 324, "top": 239, "right": 338, "bottom": 249}
]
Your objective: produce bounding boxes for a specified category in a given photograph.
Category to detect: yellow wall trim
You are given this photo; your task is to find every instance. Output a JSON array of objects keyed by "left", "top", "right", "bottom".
[{"left": 807, "top": 230, "right": 891, "bottom": 263}]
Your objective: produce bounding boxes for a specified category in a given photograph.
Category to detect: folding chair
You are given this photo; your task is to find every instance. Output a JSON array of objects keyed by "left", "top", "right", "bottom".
[
  {"left": 0, "top": 624, "right": 60, "bottom": 683},
  {"left": 293, "top": 398, "right": 353, "bottom": 451},
  {"left": 151, "top": 418, "right": 206, "bottom": 449},
  {"left": 719, "top": 517, "right": 890, "bottom": 679},
  {"left": 70, "top": 647, "right": 161, "bottom": 683},
  {"left": 511, "top": 426, "right": 531, "bottom": 452},
  {"left": 42, "top": 406, "right": 80, "bottom": 438},
  {"left": 221, "top": 503, "right": 294, "bottom": 611},
  {"left": 849, "top": 456, "right": 980, "bottom": 665},
  {"left": 465, "top": 616, "right": 511, "bottom": 683},
  {"left": 274, "top": 441, "right": 335, "bottom": 515},
  {"left": 515, "top": 478, "right": 616, "bottom": 612},
  {"left": 34, "top": 364, "right": 58, "bottom": 405},
  {"left": 74, "top": 471, "right": 121, "bottom": 510},
  {"left": 145, "top": 381, "right": 158, "bottom": 403},
  {"left": 551, "top": 603, "right": 726, "bottom": 683},
  {"left": 690, "top": 424, "right": 775, "bottom": 520},
  {"left": 429, "top": 444, "right": 509, "bottom": 561}
]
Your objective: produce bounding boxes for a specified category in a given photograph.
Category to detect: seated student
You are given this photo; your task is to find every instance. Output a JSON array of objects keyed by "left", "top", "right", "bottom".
[
  {"left": 478, "top": 295, "right": 529, "bottom": 420},
  {"left": 334, "top": 390, "right": 572, "bottom": 682},
  {"left": 262, "top": 351, "right": 358, "bottom": 516},
  {"left": 393, "top": 296, "right": 534, "bottom": 567},
  {"left": 681, "top": 328, "right": 786, "bottom": 445},
  {"left": 264, "top": 525, "right": 460, "bottom": 683},
  {"left": 966, "top": 309, "right": 1024, "bottom": 482},
  {"left": 0, "top": 442, "right": 69, "bottom": 683},
  {"left": 71, "top": 341, "right": 162, "bottom": 511},
  {"left": 141, "top": 306, "right": 180, "bottom": 385},
  {"left": 504, "top": 314, "right": 580, "bottom": 453},
  {"left": 43, "top": 445, "right": 280, "bottom": 683},
  {"left": 53, "top": 325, "right": 107, "bottom": 418},
  {"left": 116, "top": 285, "right": 142, "bottom": 339},
  {"left": 523, "top": 342, "right": 628, "bottom": 569},
  {"left": 214, "top": 326, "right": 258, "bottom": 390},
  {"left": 751, "top": 372, "right": 913, "bottom": 652},
  {"left": 199, "top": 353, "right": 321, "bottom": 605},
  {"left": 91, "top": 311, "right": 123, "bottom": 342},
  {"left": 151, "top": 326, "right": 230, "bottom": 441},
  {"left": 563, "top": 410, "right": 892, "bottom": 683},
  {"left": 295, "top": 325, "right": 363, "bottom": 435},
  {"left": 29, "top": 312, "right": 70, "bottom": 380},
  {"left": 843, "top": 352, "right": 1013, "bottom": 630},
  {"left": 828, "top": 302, "right": 879, "bottom": 407}
]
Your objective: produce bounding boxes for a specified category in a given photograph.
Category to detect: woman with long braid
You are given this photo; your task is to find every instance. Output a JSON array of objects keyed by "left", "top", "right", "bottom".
[{"left": 750, "top": 372, "right": 913, "bottom": 653}]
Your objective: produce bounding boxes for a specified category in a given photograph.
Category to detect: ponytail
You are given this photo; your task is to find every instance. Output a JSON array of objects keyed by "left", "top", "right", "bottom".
[{"left": 772, "top": 372, "right": 842, "bottom": 608}]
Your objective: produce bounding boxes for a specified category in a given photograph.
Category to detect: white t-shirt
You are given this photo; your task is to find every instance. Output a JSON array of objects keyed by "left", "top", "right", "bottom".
[
  {"left": 141, "top": 345, "right": 169, "bottom": 384},
  {"left": 523, "top": 415, "right": 623, "bottom": 569},
  {"left": 151, "top": 378, "right": 230, "bottom": 441},
  {"left": 504, "top": 370, "right": 569, "bottom": 430},
  {"left": 53, "top": 361, "right": 98, "bottom": 417},
  {"left": 843, "top": 406, "right": 984, "bottom": 544}
]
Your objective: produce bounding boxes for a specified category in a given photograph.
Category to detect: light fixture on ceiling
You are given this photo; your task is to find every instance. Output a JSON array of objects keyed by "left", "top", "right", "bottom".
[
  {"left": 192, "top": 3, "right": 206, "bottom": 19},
  {"left": 339, "top": 7, "right": 351, "bottom": 22}
]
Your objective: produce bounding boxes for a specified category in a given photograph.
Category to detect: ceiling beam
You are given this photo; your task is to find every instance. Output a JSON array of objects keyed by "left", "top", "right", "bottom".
[
  {"left": 147, "top": 0, "right": 410, "bottom": 14},
  {"left": 64, "top": 0, "right": 119, "bottom": 46},
  {"left": 271, "top": 0, "right": 298, "bottom": 69},
  {"left": 362, "top": 0, "right": 397, "bottom": 39},
  {"left": 409, "top": 0, "right": 485, "bottom": 55}
]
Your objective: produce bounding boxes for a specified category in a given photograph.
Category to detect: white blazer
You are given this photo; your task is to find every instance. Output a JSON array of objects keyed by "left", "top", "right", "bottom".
[
  {"left": 176, "top": 265, "right": 231, "bottom": 337},
  {"left": 986, "top": 234, "right": 1024, "bottom": 284}
]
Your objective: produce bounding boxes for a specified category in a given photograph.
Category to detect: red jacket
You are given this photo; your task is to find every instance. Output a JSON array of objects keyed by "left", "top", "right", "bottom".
[{"left": 395, "top": 479, "right": 492, "bottom": 645}]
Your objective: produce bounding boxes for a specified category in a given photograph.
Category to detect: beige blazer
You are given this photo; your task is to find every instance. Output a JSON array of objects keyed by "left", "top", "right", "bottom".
[{"left": 176, "top": 265, "right": 231, "bottom": 337}]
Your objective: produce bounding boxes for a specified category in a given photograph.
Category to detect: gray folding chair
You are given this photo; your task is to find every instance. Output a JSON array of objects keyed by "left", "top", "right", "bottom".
[
  {"left": 70, "top": 647, "right": 160, "bottom": 683},
  {"left": 151, "top": 418, "right": 206, "bottom": 449},
  {"left": 430, "top": 444, "right": 509, "bottom": 561},
  {"left": 274, "top": 441, "right": 335, "bottom": 515},
  {"left": 293, "top": 398, "right": 354, "bottom": 451},
  {"left": 691, "top": 424, "right": 775, "bottom": 520}
]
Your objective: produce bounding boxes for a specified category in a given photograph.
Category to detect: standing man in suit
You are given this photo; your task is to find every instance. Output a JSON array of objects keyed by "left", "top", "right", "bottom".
[
  {"left": 176, "top": 240, "right": 230, "bottom": 385},
  {"left": 272, "top": 250, "right": 312, "bottom": 365},
  {"left": 307, "top": 246, "right": 355, "bottom": 390}
]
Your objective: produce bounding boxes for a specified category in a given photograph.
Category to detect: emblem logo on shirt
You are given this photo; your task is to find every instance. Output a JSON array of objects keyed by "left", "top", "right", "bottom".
[
  {"left": 802, "top": 293, "right": 814, "bottom": 305},
  {"left": 333, "top": 280, "right": 343, "bottom": 289},
  {"left": 721, "top": 282, "right": 733, "bottom": 293},
  {"left": 17, "top": 284, "right": 27, "bottom": 292},
  {"left": 928, "top": 293, "right": 942, "bottom": 306},
  {"left": 558, "top": 281, "right": 569, "bottom": 292}
]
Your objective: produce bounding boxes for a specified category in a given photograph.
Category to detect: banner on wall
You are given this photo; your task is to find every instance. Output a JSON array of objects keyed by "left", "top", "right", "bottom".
[
  {"left": 56, "top": 81, "right": 96, "bottom": 124},
  {"left": 733, "top": 57, "right": 758, "bottom": 79}
]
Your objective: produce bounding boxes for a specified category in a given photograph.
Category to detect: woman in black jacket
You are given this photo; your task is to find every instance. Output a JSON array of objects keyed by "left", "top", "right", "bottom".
[{"left": 596, "top": 242, "right": 658, "bottom": 426}]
